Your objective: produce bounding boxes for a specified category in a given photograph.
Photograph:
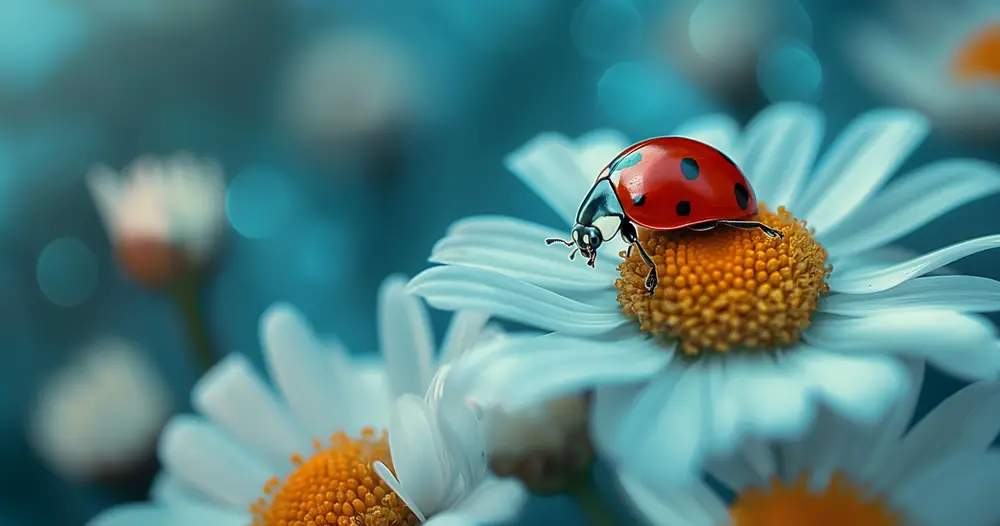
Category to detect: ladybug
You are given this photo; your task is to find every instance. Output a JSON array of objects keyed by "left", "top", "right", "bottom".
[{"left": 546, "top": 136, "right": 782, "bottom": 295}]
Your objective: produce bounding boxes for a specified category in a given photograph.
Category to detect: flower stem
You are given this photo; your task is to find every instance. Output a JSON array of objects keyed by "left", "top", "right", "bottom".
[
  {"left": 570, "top": 478, "right": 619, "bottom": 526},
  {"left": 170, "top": 271, "right": 216, "bottom": 373}
]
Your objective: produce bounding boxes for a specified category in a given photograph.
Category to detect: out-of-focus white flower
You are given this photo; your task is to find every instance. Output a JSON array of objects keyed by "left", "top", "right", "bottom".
[
  {"left": 85, "top": 152, "right": 227, "bottom": 287},
  {"left": 280, "top": 30, "right": 424, "bottom": 157},
  {"left": 846, "top": 0, "right": 1000, "bottom": 138},
  {"left": 87, "top": 275, "right": 527, "bottom": 526},
  {"left": 619, "top": 361, "right": 1000, "bottom": 526},
  {"left": 28, "top": 338, "right": 173, "bottom": 483},
  {"left": 482, "top": 393, "right": 594, "bottom": 494}
]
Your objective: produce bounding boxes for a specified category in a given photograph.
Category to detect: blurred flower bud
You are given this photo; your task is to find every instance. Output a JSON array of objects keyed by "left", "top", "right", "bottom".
[
  {"left": 279, "top": 30, "right": 423, "bottom": 169},
  {"left": 484, "top": 394, "right": 595, "bottom": 494},
  {"left": 27, "top": 338, "right": 173, "bottom": 484},
  {"left": 85, "top": 153, "right": 226, "bottom": 288}
]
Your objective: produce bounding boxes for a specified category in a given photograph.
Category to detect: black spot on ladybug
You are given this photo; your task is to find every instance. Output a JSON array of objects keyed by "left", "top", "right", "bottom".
[
  {"left": 676, "top": 201, "right": 691, "bottom": 216},
  {"left": 680, "top": 158, "right": 699, "bottom": 180},
  {"left": 734, "top": 183, "right": 750, "bottom": 210},
  {"left": 633, "top": 194, "right": 646, "bottom": 206}
]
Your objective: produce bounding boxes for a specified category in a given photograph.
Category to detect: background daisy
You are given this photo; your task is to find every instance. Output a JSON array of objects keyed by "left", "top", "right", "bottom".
[
  {"left": 87, "top": 275, "right": 526, "bottom": 526},
  {"left": 846, "top": 0, "right": 1000, "bottom": 138},
  {"left": 618, "top": 360, "right": 1000, "bottom": 526},
  {"left": 408, "top": 102, "right": 1000, "bottom": 490}
]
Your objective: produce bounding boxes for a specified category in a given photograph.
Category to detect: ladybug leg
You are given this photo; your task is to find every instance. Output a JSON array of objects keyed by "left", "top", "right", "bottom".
[
  {"left": 715, "top": 220, "right": 784, "bottom": 239},
  {"left": 621, "top": 222, "right": 658, "bottom": 295}
]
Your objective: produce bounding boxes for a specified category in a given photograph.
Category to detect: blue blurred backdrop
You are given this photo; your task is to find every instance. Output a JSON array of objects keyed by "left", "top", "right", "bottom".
[{"left": 1, "top": 0, "right": 998, "bottom": 524}]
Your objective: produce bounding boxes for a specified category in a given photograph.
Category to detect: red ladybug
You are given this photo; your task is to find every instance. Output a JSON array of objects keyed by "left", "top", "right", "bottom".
[{"left": 546, "top": 136, "right": 782, "bottom": 295}]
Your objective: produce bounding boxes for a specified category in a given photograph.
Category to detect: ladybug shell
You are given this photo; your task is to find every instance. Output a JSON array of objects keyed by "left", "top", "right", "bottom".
[{"left": 601, "top": 136, "right": 759, "bottom": 230}]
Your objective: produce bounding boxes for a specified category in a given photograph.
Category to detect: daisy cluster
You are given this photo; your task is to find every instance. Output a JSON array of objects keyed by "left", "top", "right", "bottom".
[{"left": 89, "top": 102, "right": 1000, "bottom": 526}]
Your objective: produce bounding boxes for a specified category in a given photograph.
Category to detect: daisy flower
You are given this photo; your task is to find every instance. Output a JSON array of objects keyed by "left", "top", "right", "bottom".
[
  {"left": 86, "top": 152, "right": 227, "bottom": 288},
  {"left": 846, "top": 0, "right": 1000, "bottom": 137},
  {"left": 87, "top": 275, "right": 526, "bottom": 526},
  {"left": 618, "top": 360, "right": 1000, "bottom": 526},
  {"left": 406, "top": 102, "right": 1000, "bottom": 489}
]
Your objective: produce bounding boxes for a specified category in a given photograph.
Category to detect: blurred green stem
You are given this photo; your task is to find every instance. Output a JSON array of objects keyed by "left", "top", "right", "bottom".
[
  {"left": 571, "top": 478, "right": 618, "bottom": 526},
  {"left": 170, "top": 271, "right": 216, "bottom": 373}
]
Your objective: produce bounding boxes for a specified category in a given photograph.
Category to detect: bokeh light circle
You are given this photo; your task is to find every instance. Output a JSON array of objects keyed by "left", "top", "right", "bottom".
[
  {"left": 36, "top": 237, "right": 99, "bottom": 307},
  {"left": 757, "top": 40, "right": 824, "bottom": 102},
  {"left": 571, "top": 0, "right": 642, "bottom": 62},
  {"left": 225, "top": 166, "right": 296, "bottom": 239},
  {"left": 597, "top": 61, "right": 712, "bottom": 130},
  {"left": 689, "top": 0, "right": 760, "bottom": 60}
]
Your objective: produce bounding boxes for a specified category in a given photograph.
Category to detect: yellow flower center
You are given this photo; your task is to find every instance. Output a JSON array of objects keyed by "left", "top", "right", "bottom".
[
  {"left": 252, "top": 427, "right": 419, "bottom": 526},
  {"left": 729, "top": 474, "right": 902, "bottom": 526},
  {"left": 616, "top": 206, "right": 830, "bottom": 357},
  {"left": 952, "top": 22, "right": 1000, "bottom": 83}
]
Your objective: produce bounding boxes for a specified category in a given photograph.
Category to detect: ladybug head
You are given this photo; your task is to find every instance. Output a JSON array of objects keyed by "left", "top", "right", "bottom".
[
  {"left": 545, "top": 223, "right": 605, "bottom": 268},
  {"left": 545, "top": 177, "right": 625, "bottom": 268}
]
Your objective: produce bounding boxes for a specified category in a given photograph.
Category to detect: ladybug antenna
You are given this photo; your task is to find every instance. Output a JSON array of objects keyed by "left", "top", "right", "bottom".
[{"left": 545, "top": 237, "right": 574, "bottom": 247}]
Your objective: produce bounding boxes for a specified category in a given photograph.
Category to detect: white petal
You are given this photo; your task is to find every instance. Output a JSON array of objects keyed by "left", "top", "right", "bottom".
[
  {"left": 874, "top": 382, "right": 1000, "bottom": 494},
  {"left": 796, "top": 108, "right": 930, "bottom": 235},
  {"left": 158, "top": 415, "right": 272, "bottom": 510},
  {"left": 191, "top": 354, "right": 308, "bottom": 472},
  {"left": 150, "top": 473, "right": 213, "bottom": 508},
  {"left": 737, "top": 102, "right": 824, "bottom": 208},
  {"left": 852, "top": 360, "right": 926, "bottom": 485},
  {"left": 890, "top": 452, "right": 1000, "bottom": 526},
  {"left": 259, "top": 303, "right": 356, "bottom": 438},
  {"left": 433, "top": 216, "right": 621, "bottom": 290},
  {"left": 671, "top": 113, "right": 742, "bottom": 157},
  {"left": 705, "top": 438, "right": 774, "bottom": 491},
  {"left": 612, "top": 367, "right": 705, "bottom": 489},
  {"left": 373, "top": 461, "right": 426, "bottom": 522},
  {"left": 820, "top": 159, "right": 1000, "bottom": 257},
  {"left": 406, "top": 266, "right": 626, "bottom": 337},
  {"left": 438, "top": 310, "right": 491, "bottom": 364},
  {"left": 458, "top": 333, "right": 670, "bottom": 409},
  {"left": 85, "top": 165, "right": 125, "bottom": 239},
  {"left": 444, "top": 477, "right": 527, "bottom": 524},
  {"left": 720, "top": 355, "right": 816, "bottom": 441},
  {"left": 504, "top": 133, "right": 595, "bottom": 225},
  {"left": 378, "top": 275, "right": 436, "bottom": 398},
  {"left": 617, "top": 472, "right": 729, "bottom": 526},
  {"left": 86, "top": 503, "right": 247, "bottom": 526},
  {"left": 828, "top": 234, "right": 1000, "bottom": 294},
  {"left": 791, "top": 347, "right": 909, "bottom": 424},
  {"left": 804, "top": 311, "right": 1000, "bottom": 380},
  {"left": 575, "top": 129, "right": 631, "bottom": 174},
  {"left": 589, "top": 382, "right": 645, "bottom": 460},
  {"left": 820, "top": 276, "right": 1000, "bottom": 315},
  {"left": 386, "top": 394, "right": 451, "bottom": 516}
]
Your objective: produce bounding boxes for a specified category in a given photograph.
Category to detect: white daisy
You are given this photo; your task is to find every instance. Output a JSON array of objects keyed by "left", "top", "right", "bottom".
[
  {"left": 28, "top": 337, "right": 172, "bottom": 483},
  {"left": 406, "top": 102, "right": 1000, "bottom": 490},
  {"left": 86, "top": 152, "right": 227, "bottom": 288},
  {"left": 618, "top": 359, "right": 1000, "bottom": 526},
  {"left": 87, "top": 275, "right": 526, "bottom": 526},
  {"left": 846, "top": 0, "right": 1000, "bottom": 137}
]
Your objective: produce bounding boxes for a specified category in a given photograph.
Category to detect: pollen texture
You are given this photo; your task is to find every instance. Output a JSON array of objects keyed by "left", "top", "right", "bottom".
[
  {"left": 616, "top": 206, "right": 830, "bottom": 356},
  {"left": 729, "top": 474, "right": 901, "bottom": 526},
  {"left": 252, "top": 427, "right": 418, "bottom": 526},
  {"left": 952, "top": 22, "right": 1000, "bottom": 82}
]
